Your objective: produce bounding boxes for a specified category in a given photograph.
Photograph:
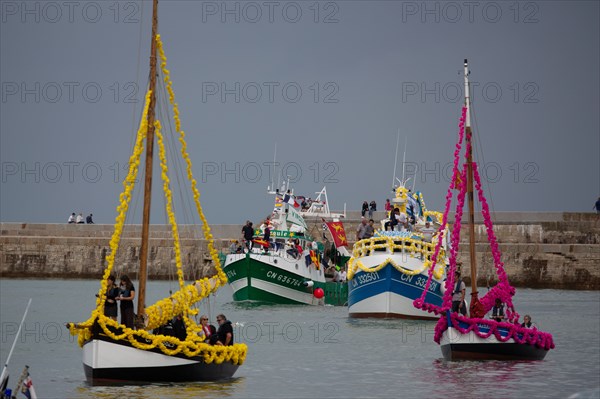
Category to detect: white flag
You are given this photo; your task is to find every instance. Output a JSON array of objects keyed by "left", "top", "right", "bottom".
[{"left": 286, "top": 207, "right": 307, "bottom": 229}]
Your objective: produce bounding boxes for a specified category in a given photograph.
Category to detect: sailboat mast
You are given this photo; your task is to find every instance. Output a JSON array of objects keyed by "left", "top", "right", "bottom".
[
  {"left": 137, "top": 0, "right": 159, "bottom": 323},
  {"left": 464, "top": 59, "right": 478, "bottom": 302}
]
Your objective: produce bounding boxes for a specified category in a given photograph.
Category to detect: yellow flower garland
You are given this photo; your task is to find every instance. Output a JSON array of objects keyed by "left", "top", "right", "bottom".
[
  {"left": 156, "top": 34, "right": 227, "bottom": 287},
  {"left": 347, "top": 236, "right": 445, "bottom": 280},
  {"left": 67, "top": 90, "right": 151, "bottom": 340}
]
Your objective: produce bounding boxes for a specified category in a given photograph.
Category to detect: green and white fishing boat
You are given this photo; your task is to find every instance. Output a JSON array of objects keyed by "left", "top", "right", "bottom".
[{"left": 223, "top": 186, "right": 348, "bottom": 306}]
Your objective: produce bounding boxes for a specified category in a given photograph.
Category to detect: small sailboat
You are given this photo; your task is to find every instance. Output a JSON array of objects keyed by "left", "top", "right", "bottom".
[
  {"left": 66, "top": 0, "right": 247, "bottom": 383},
  {"left": 0, "top": 299, "right": 34, "bottom": 399},
  {"left": 413, "top": 59, "right": 555, "bottom": 360},
  {"left": 223, "top": 183, "right": 348, "bottom": 305}
]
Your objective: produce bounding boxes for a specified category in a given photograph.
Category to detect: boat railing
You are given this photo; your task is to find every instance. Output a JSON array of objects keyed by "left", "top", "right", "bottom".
[
  {"left": 347, "top": 234, "right": 446, "bottom": 280},
  {"left": 351, "top": 234, "right": 446, "bottom": 262},
  {"left": 247, "top": 244, "right": 324, "bottom": 271}
]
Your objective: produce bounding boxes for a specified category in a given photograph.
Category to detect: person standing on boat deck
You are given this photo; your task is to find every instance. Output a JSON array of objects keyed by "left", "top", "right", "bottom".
[
  {"left": 369, "top": 200, "right": 376, "bottom": 219},
  {"left": 215, "top": 314, "right": 234, "bottom": 346},
  {"left": 385, "top": 199, "right": 392, "bottom": 212},
  {"left": 594, "top": 197, "right": 600, "bottom": 214},
  {"left": 68, "top": 212, "right": 76, "bottom": 223},
  {"left": 356, "top": 218, "right": 369, "bottom": 240},
  {"left": 102, "top": 275, "right": 119, "bottom": 321},
  {"left": 117, "top": 275, "right": 135, "bottom": 329},
  {"left": 361, "top": 201, "right": 369, "bottom": 217},
  {"left": 242, "top": 221, "right": 254, "bottom": 252},
  {"left": 262, "top": 223, "right": 271, "bottom": 254},
  {"left": 491, "top": 298, "right": 505, "bottom": 322},
  {"left": 86, "top": 214, "right": 94, "bottom": 224},
  {"left": 451, "top": 271, "right": 467, "bottom": 316}
]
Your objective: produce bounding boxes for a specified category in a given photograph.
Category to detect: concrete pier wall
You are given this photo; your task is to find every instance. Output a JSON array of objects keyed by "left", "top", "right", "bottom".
[{"left": 1, "top": 212, "right": 598, "bottom": 289}]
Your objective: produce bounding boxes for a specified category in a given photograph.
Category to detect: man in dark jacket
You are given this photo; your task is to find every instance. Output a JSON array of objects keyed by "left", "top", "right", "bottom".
[
  {"left": 215, "top": 313, "right": 234, "bottom": 346},
  {"left": 242, "top": 221, "right": 254, "bottom": 252}
]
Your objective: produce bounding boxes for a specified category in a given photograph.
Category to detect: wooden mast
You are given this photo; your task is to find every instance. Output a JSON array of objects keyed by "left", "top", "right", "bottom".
[
  {"left": 137, "top": 0, "right": 159, "bottom": 326},
  {"left": 463, "top": 59, "right": 479, "bottom": 315}
]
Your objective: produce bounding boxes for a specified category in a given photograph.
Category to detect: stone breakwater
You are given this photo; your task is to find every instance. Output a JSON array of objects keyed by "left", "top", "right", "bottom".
[{"left": 1, "top": 212, "right": 598, "bottom": 290}]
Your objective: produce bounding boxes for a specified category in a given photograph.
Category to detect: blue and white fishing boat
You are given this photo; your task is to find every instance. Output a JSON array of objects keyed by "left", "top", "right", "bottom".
[{"left": 347, "top": 184, "right": 448, "bottom": 319}]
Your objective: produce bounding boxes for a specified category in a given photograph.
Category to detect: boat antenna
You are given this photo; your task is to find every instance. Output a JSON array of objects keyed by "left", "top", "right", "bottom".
[
  {"left": 464, "top": 58, "right": 479, "bottom": 315},
  {"left": 271, "top": 143, "right": 277, "bottom": 191},
  {"left": 401, "top": 135, "right": 407, "bottom": 186},
  {"left": 275, "top": 144, "right": 281, "bottom": 192},
  {"left": 0, "top": 298, "right": 32, "bottom": 386},
  {"left": 137, "top": 0, "right": 159, "bottom": 327},
  {"left": 392, "top": 129, "right": 400, "bottom": 189}
]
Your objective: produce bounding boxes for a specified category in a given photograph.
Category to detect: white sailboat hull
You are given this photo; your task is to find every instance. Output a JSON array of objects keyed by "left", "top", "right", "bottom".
[
  {"left": 439, "top": 326, "right": 549, "bottom": 360},
  {"left": 82, "top": 338, "right": 238, "bottom": 383}
]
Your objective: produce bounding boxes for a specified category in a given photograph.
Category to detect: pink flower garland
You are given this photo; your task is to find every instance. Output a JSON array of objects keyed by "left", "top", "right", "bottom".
[
  {"left": 433, "top": 313, "right": 555, "bottom": 350},
  {"left": 472, "top": 163, "right": 519, "bottom": 322},
  {"left": 438, "top": 165, "right": 468, "bottom": 311},
  {"left": 413, "top": 106, "right": 467, "bottom": 314}
]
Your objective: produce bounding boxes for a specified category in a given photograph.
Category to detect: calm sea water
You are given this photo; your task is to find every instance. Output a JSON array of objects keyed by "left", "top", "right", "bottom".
[{"left": 0, "top": 279, "right": 598, "bottom": 399}]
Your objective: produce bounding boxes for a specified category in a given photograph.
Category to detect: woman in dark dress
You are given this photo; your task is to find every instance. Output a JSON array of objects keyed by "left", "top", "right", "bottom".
[
  {"left": 117, "top": 275, "right": 136, "bottom": 329},
  {"left": 104, "top": 274, "right": 119, "bottom": 321}
]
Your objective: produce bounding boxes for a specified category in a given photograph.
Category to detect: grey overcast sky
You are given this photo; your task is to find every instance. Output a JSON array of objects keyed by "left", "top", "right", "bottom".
[{"left": 1, "top": 0, "right": 599, "bottom": 225}]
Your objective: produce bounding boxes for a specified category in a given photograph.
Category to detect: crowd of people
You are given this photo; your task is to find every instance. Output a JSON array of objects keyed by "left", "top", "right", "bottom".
[{"left": 239, "top": 218, "right": 322, "bottom": 265}]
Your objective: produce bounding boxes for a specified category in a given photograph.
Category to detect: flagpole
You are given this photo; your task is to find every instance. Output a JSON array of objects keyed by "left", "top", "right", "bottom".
[
  {"left": 0, "top": 298, "right": 32, "bottom": 387},
  {"left": 273, "top": 143, "right": 277, "bottom": 191}
]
